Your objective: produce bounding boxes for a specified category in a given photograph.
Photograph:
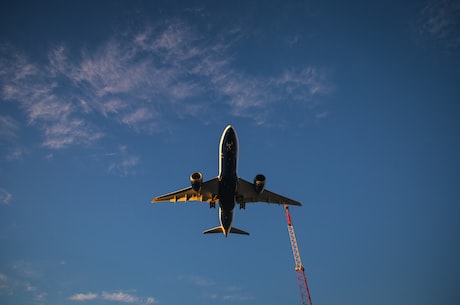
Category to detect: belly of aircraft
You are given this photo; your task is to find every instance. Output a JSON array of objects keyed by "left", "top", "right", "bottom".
[{"left": 218, "top": 178, "right": 236, "bottom": 209}]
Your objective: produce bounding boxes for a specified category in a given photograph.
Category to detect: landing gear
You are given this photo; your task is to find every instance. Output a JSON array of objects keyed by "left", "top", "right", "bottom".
[{"left": 210, "top": 195, "right": 218, "bottom": 208}]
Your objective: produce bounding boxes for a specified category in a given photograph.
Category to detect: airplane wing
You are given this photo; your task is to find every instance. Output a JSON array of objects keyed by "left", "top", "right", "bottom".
[
  {"left": 236, "top": 178, "right": 302, "bottom": 206},
  {"left": 151, "top": 178, "right": 219, "bottom": 203}
]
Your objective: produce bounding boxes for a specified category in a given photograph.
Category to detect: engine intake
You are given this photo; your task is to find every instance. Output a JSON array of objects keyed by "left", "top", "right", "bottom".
[
  {"left": 190, "top": 172, "right": 203, "bottom": 192},
  {"left": 253, "top": 174, "right": 266, "bottom": 194}
]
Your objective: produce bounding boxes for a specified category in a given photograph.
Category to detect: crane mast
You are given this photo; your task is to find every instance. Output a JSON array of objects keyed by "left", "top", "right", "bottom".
[{"left": 284, "top": 205, "right": 313, "bottom": 305}]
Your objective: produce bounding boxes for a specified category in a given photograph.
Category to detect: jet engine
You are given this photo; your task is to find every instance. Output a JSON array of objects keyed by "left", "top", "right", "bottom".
[
  {"left": 190, "top": 172, "right": 203, "bottom": 192},
  {"left": 253, "top": 174, "right": 266, "bottom": 194}
]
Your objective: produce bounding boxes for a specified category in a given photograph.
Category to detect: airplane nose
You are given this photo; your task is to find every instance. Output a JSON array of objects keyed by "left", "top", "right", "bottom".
[
  {"left": 225, "top": 127, "right": 237, "bottom": 142},
  {"left": 226, "top": 127, "right": 234, "bottom": 136}
]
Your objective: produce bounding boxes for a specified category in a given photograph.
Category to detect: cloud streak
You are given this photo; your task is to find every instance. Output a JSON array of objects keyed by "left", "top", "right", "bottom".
[
  {"left": 69, "top": 291, "right": 155, "bottom": 304},
  {"left": 102, "top": 291, "right": 140, "bottom": 303},
  {"left": 178, "top": 274, "right": 216, "bottom": 287},
  {"left": 0, "top": 115, "right": 19, "bottom": 139},
  {"left": 179, "top": 274, "right": 255, "bottom": 302},
  {"left": 0, "top": 271, "right": 47, "bottom": 304},
  {"left": 417, "top": 0, "right": 460, "bottom": 51},
  {"left": 0, "top": 188, "right": 12, "bottom": 205},
  {"left": 69, "top": 293, "right": 98, "bottom": 301},
  {"left": 0, "top": 19, "right": 332, "bottom": 151},
  {"left": 107, "top": 145, "right": 140, "bottom": 176}
]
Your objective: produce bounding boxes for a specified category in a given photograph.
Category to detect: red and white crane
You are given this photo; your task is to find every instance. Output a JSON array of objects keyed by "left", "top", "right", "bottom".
[{"left": 284, "top": 205, "right": 313, "bottom": 305}]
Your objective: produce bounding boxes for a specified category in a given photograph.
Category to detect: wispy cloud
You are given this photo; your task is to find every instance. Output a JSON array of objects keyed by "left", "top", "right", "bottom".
[
  {"left": 0, "top": 115, "right": 24, "bottom": 160},
  {"left": 179, "top": 274, "right": 254, "bottom": 302},
  {"left": 3, "top": 261, "right": 154, "bottom": 305},
  {"left": 222, "top": 293, "right": 255, "bottom": 301},
  {"left": 0, "top": 115, "right": 18, "bottom": 139},
  {"left": 220, "top": 285, "right": 255, "bottom": 302},
  {"left": 1, "top": 45, "right": 104, "bottom": 150},
  {"left": 178, "top": 274, "right": 216, "bottom": 287},
  {"left": 0, "top": 273, "right": 12, "bottom": 295},
  {"left": 0, "top": 271, "right": 47, "bottom": 304},
  {"left": 107, "top": 145, "right": 140, "bottom": 176},
  {"left": 203, "top": 290, "right": 255, "bottom": 302},
  {"left": 11, "top": 260, "right": 41, "bottom": 278},
  {"left": 102, "top": 291, "right": 140, "bottom": 303},
  {"left": 69, "top": 292, "right": 98, "bottom": 301},
  {"left": 416, "top": 0, "right": 460, "bottom": 51},
  {"left": 69, "top": 290, "right": 155, "bottom": 304},
  {"left": 0, "top": 18, "right": 332, "bottom": 151},
  {"left": 0, "top": 188, "right": 12, "bottom": 205}
]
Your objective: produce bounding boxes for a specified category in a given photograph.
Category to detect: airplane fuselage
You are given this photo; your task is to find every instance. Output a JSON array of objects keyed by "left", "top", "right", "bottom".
[{"left": 218, "top": 125, "right": 239, "bottom": 236}]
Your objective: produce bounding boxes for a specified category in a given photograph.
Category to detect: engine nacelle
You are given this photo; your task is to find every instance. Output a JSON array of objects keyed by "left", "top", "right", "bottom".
[
  {"left": 190, "top": 172, "right": 203, "bottom": 192},
  {"left": 253, "top": 174, "right": 266, "bottom": 194}
]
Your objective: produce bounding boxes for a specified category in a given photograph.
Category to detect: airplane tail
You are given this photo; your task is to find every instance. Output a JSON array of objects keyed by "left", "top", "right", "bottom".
[{"left": 203, "top": 226, "right": 250, "bottom": 236}]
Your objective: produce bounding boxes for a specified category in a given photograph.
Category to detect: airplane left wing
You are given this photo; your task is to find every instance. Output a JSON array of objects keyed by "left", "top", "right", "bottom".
[
  {"left": 237, "top": 178, "right": 302, "bottom": 206},
  {"left": 152, "top": 178, "right": 219, "bottom": 203}
]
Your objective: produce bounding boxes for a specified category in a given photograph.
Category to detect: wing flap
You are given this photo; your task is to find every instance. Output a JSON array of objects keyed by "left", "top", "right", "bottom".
[
  {"left": 152, "top": 178, "right": 219, "bottom": 204},
  {"left": 237, "top": 178, "right": 302, "bottom": 206}
]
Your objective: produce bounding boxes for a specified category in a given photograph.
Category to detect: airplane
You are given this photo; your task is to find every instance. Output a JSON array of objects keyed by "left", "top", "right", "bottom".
[{"left": 151, "top": 125, "right": 301, "bottom": 236}]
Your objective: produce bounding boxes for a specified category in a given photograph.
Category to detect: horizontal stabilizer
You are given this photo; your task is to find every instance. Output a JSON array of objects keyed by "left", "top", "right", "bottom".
[
  {"left": 202, "top": 226, "right": 250, "bottom": 235},
  {"left": 203, "top": 226, "right": 223, "bottom": 234},
  {"left": 230, "top": 227, "right": 250, "bottom": 235}
]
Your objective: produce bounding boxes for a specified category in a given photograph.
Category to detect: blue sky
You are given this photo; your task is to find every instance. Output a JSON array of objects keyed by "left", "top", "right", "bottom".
[{"left": 1, "top": 0, "right": 459, "bottom": 304}]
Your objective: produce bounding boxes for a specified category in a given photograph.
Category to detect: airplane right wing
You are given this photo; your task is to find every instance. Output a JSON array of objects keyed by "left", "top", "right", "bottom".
[
  {"left": 152, "top": 178, "right": 219, "bottom": 204},
  {"left": 237, "top": 178, "right": 302, "bottom": 206}
]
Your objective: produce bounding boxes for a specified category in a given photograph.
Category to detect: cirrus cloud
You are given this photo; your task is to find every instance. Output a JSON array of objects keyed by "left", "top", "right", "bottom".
[
  {"left": 69, "top": 292, "right": 98, "bottom": 301},
  {"left": 0, "top": 19, "right": 332, "bottom": 151},
  {"left": 0, "top": 188, "right": 12, "bottom": 205},
  {"left": 68, "top": 290, "right": 155, "bottom": 304},
  {"left": 416, "top": 0, "right": 460, "bottom": 51}
]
